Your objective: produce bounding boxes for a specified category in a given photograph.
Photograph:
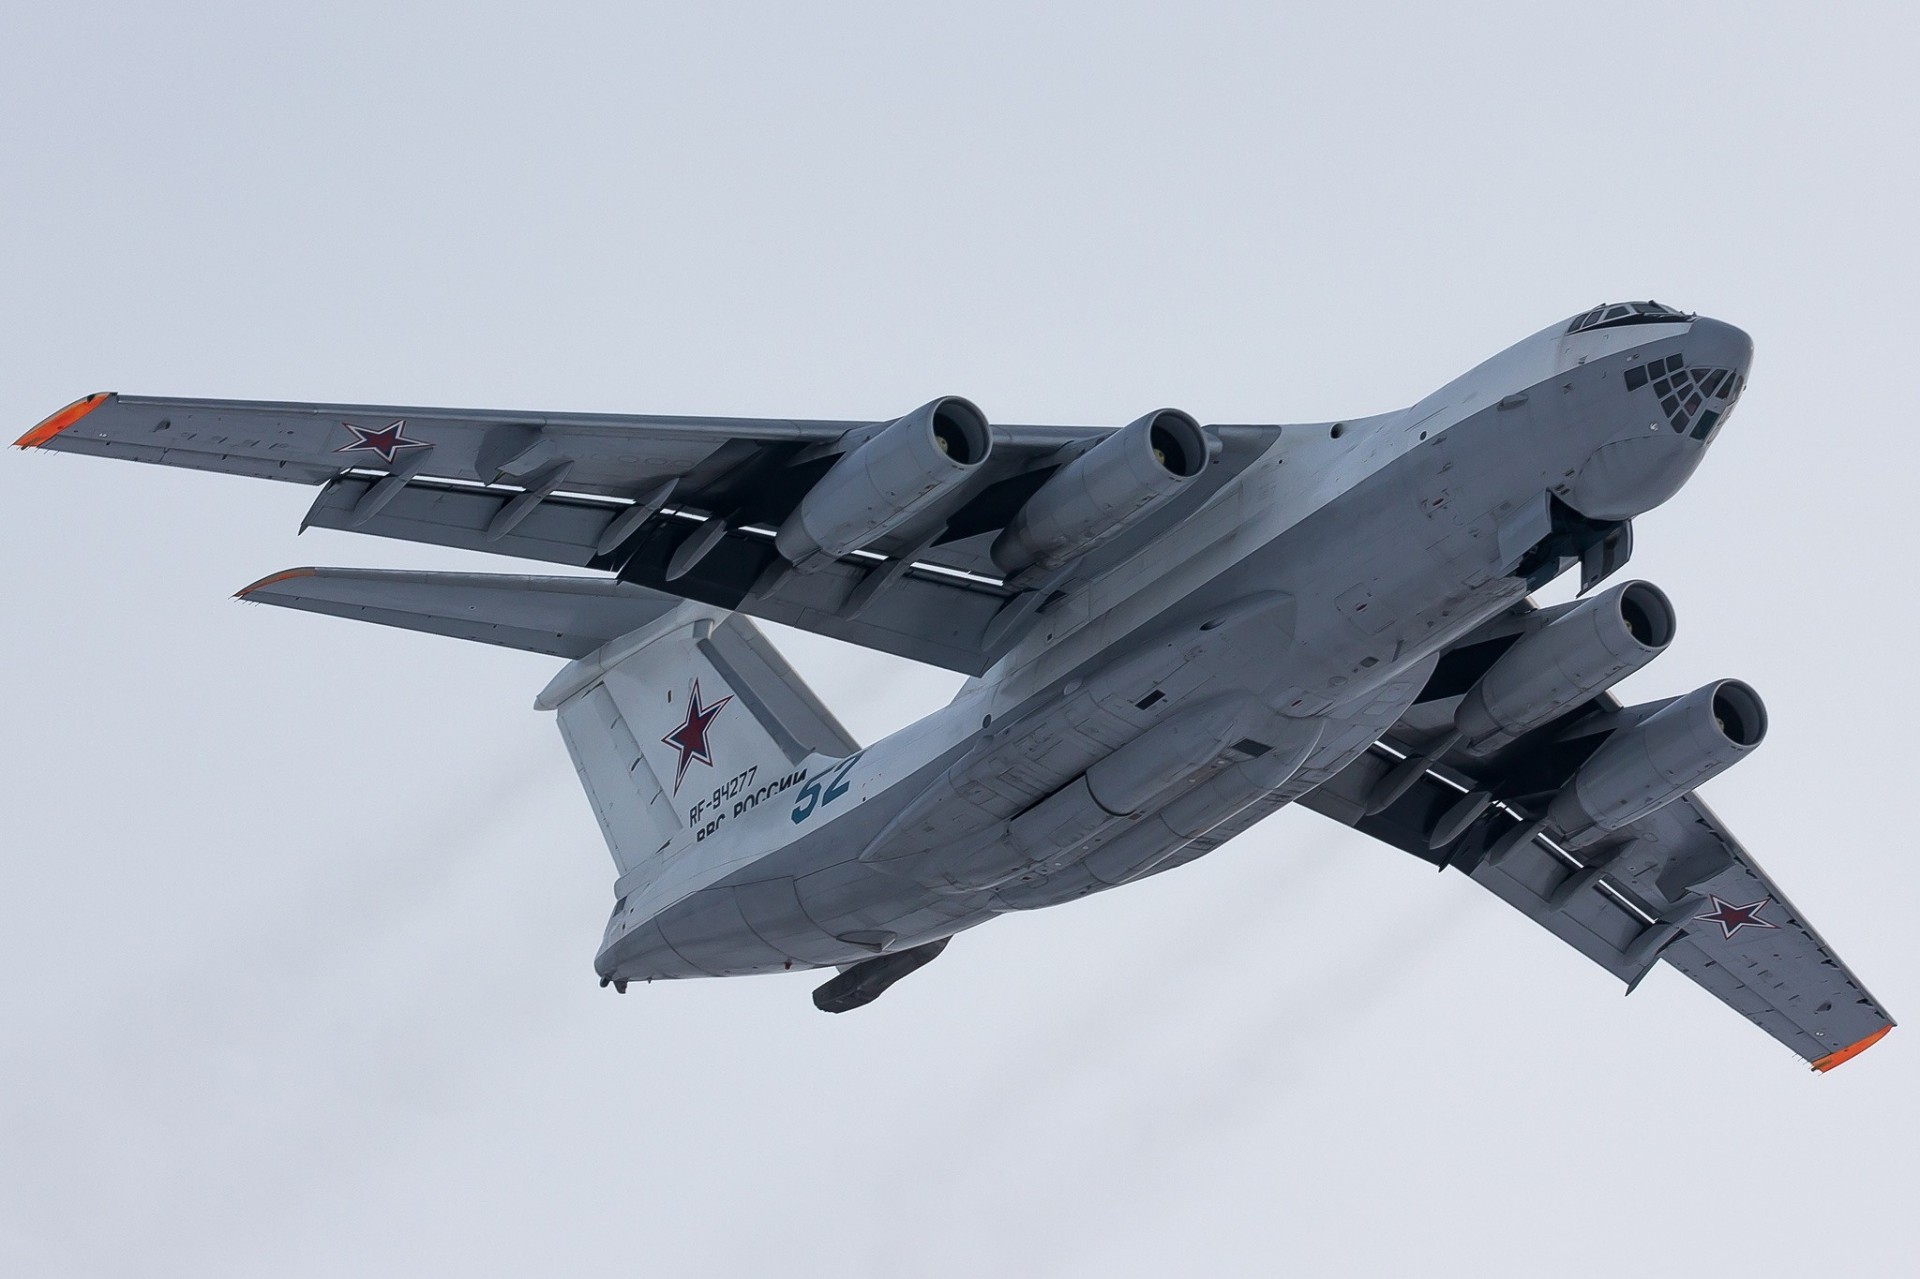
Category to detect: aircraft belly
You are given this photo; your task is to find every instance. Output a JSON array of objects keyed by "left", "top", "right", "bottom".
[
  {"left": 650, "top": 887, "right": 793, "bottom": 977},
  {"left": 793, "top": 857, "right": 987, "bottom": 941},
  {"left": 731, "top": 876, "right": 862, "bottom": 966},
  {"left": 975, "top": 421, "right": 1543, "bottom": 912},
  {"left": 603, "top": 866, "right": 993, "bottom": 980},
  {"left": 894, "top": 415, "right": 1536, "bottom": 896},
  {"left": 596, "top": 918, "right": 708, "bottom": 981}
]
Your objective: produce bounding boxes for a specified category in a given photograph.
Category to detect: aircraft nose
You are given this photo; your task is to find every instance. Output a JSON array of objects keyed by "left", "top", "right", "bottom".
[
  {"left": 1689, "top": 316, "right": 1753, "bottom": 380},
  {"left": 1632, "top": 314, "right": 1753, "bottom": 445},
  {"left": 1567, "top": 314, "right": 1752, "bottom": 520},
  {"left": 1679, "top": 315, "right": 1752, "bottom": 445}
]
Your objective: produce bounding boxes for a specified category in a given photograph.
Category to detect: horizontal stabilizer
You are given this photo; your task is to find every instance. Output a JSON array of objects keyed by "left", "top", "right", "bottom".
[{"left": 235, "top": 567, "right": 686, "bottom": 658}]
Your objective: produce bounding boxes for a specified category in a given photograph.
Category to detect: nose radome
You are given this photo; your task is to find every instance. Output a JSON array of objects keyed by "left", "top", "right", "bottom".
[{"left": 1689, "top": 316, "right": 1754, "bottom": 374}]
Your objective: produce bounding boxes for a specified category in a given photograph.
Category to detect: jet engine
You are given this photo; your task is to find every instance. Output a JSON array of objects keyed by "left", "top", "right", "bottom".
[
  {"left": 776, "top": 397, "right": 990, "bottom": 571},
  {"left": 1546, "top": 679, "right": 1767, "bottom": 847},
  {"left": 991, "top": 409, "right": 1208, "bottom": 578},
  {"left": 1455, "top": 581, "right": 1676, "bottom": 755}
]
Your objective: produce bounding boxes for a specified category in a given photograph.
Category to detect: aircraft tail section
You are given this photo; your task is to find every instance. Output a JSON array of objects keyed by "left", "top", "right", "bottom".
[
  {"left": 538, "top": 601, "right": 858, "bottom": 888},
  {"left": 238, "top": 566, "right": 857, "bottom": 888}
]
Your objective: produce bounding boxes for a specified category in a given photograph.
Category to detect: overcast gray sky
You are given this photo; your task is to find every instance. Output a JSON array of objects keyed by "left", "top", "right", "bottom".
[{"left": 4, "top": 3, "right": 1916, "bottom": 1275}]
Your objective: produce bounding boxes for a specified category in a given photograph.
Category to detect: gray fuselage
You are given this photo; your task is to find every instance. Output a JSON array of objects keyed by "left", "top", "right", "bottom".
[{"left": 597, "top": 312, "right": 1753, "bottom": 981}]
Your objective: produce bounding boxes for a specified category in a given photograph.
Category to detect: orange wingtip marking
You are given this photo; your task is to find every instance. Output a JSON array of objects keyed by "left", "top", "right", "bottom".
[
  {"left": 234, "top": 567, "right": 318, "bottom": 599},
  {"left": 1812, "top": 1024, "right": 1891, "bottom": 1073},
  {"left": 16, "top": 392, "right": 111, "bottom": 448}
]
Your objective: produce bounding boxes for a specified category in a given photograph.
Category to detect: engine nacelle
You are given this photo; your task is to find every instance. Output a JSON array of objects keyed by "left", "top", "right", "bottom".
[
  {"left": 776, "top": 397, "right": 990, "bottom": 570},
  {"left": 990, "top": 408, "right": 1208, "bottom": 578},
  {"left": 1455, "top": 581, "right": 1676, "bottom": 755},
  {"left": 1546, "top": 680, "right": 1767, "bottom": 847}
]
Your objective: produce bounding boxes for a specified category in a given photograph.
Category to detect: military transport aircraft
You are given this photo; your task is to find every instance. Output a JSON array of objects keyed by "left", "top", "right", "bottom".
[{"left": 17, "top": 302, "right": 1892, "bottom": 1069}]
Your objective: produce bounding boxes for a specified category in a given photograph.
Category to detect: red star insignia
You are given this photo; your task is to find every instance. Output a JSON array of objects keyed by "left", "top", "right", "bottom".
[
  {"left": 1694, "top": 894, "right": 1780, "bottom": 940},
  {"left": 661, "top": 679, "right": 732, "bottom": 793},
  {"left": 335, "top": 419, "right": 432, "bottom": 465}
]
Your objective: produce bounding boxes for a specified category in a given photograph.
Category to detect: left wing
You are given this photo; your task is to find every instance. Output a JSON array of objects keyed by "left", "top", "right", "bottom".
[
  {"left": 19, "top": 393, "right": 1271, "bottom": 675},
  {"left": 1296, "top": 600, "right": 1893, "bottom": 1070}
]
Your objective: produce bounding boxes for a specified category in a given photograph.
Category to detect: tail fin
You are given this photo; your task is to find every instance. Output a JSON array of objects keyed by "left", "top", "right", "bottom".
[
  {"left": 535, "top": 603, "right": 858, "bottom": 889},
  {"left": 237, "top": 567, "right": 857, "bottom": 892}
]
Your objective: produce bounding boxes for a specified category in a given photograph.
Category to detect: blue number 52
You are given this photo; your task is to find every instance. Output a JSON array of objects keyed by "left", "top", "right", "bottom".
[{"left": 791, "top": 753, "right": 862, "bottom": 825}]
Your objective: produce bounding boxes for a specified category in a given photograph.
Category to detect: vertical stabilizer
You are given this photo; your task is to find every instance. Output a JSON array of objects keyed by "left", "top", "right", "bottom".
[{"left": 538, "top": 603, "right": 858, "bottom": 890}]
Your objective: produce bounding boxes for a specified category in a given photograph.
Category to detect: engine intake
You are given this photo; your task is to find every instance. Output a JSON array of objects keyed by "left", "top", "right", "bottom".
[
  {"left": 1547, "top": 679, "right": 1767, "bottom": 847},
  {"left": 776, "top": 397, "right": 990, "bottom": 570},
  {"left": 991, "top": 409, "right": 1208, "bottom": 578},
  {"left": 1456, "top": 581, "right": 1676, "bottom": 755}
]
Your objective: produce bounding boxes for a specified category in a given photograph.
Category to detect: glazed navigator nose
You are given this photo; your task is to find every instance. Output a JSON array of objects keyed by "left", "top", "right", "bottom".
[
  {"left": 1623, "top": 315, "right": 1753, "bottom": 444},
  {"left": 1672, "top": 316, "right": 1751, "bottom": 442},
  {"left": 1566, "top": 315, "right": 1753, "bottom": 520}
]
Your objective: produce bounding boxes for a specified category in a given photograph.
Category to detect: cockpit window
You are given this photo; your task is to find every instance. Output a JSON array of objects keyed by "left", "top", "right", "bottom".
[{"left": 1566, "top": 300, "right": 1691, "bottom": 334}]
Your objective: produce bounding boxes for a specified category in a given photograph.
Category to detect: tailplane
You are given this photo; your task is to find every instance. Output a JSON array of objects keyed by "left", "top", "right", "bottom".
[{"left": 238, "top": 568, "right": 858, "bottom": 894}]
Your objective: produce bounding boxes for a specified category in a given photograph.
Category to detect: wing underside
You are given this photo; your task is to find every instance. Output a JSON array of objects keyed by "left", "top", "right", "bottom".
[
  {"left": 22, "top": 392, "right": 1276, "bottom": 674},
  {"left": 1296, "top": 601, "right": 1893, "bottom": 1070}
]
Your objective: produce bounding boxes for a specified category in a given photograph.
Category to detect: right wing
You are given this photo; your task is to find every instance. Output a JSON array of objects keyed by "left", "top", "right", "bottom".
[{"left": 22, "top": 393, "right": 1275, "bottom": 674}]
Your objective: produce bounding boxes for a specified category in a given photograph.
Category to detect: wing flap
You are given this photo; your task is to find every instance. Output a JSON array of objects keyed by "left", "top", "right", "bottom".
[
  {"left": 299, "top": 474, "right": 1017, "bottom": 674},
  {"left": 1300, "top": 749, "right": 1652, "bottom": 981},
  {"left": 302, "top": 473, "right": 614, "bottom": 568}
]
